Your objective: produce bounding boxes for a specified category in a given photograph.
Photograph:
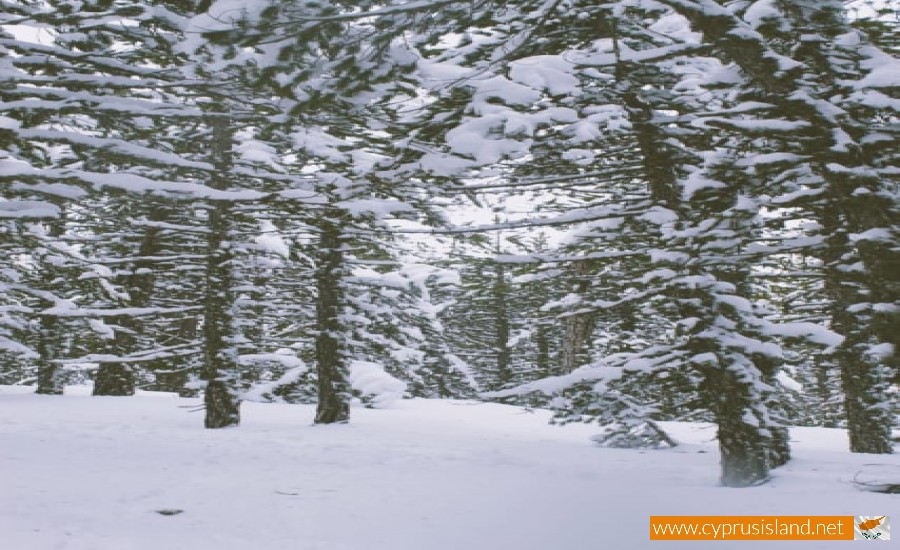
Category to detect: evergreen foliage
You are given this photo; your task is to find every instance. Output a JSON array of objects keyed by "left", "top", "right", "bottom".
[{"left": 1, "top": 0, "right": 895, "bottom": 484}]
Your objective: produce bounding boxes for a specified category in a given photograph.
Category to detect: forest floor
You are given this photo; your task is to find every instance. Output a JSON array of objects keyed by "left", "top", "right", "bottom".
[{"left": 0, "top": 385, "right": 896, "bottom": 550}]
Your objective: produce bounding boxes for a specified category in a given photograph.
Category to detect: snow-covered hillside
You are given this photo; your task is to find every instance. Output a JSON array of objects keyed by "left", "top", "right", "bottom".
[{"left": 0, "top": 386, "right": 895, "bottom": 550}]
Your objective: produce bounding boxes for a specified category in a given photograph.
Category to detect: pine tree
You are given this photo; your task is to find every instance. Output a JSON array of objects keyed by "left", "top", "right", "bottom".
[
  {"left": 407, "top": 0, "right": 802, "bottom": 485},
  {"left": 2, "top": 0, "right": 293, "bottom": 425},
  {"left": 652, "top": 0, "right": 898, "bottom": 454},
  {"left": 199, "top": 0, "right": 473, "bottom": 422}
]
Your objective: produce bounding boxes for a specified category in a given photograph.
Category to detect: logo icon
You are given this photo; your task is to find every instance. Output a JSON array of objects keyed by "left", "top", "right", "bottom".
[{"left": 855, "top": 516, "right": 890, "bottom": 540}]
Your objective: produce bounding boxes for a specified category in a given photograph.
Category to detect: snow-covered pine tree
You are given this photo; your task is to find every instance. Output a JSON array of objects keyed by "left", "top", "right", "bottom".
[
  {"left": 651, "top": 0, "right": 898, "bottom": 454},
  {"left": 1, "top": 0, "right": 298, "bottom": 426},
  {"left": 759, "top": 253, "right": 845, "bottom": 429},
  {"left": 0, "top": 202, "right": 72, "bottom": 391},
  {"left": 405, "top": 0, "right": 810, "bottom": 485},
  {"left": 195, "top": 0, "right": 475, "bottom": 422},
  {"left": 585, "top": 2, "right": 800, "bottom": 483},
  {"left": 439, "top": 240, "right": 516, "bottom": 392},
  {"left": 73, "top": 193, "right": 204, "bottom": 396}
]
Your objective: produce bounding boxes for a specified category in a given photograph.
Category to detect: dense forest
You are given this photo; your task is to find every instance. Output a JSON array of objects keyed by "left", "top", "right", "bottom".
[{"left": 1, "top": 0, "right": 897, "bottom": 488}]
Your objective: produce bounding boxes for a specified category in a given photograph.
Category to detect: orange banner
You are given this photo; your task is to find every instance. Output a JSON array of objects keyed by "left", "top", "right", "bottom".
[{"left": 650, "top": 516, "right": 854, "bottom": 541}]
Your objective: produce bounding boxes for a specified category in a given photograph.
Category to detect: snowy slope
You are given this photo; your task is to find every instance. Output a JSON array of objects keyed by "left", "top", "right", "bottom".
[{"left": 0, "top": 386, "right": 895, "bottom": 550}]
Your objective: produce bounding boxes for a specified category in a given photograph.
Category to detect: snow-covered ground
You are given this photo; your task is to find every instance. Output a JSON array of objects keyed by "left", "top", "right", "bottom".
[{"left": 0, "top": 385, "right": 895, "bottom": 550}]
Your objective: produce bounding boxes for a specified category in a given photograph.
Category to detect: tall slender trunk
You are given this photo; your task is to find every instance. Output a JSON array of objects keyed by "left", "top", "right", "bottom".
[
  {"left": 687, "top": 280, "right": 776, "bottom": 488},
  {"left": 35, "top": 201, "right": 65, "bottom": 395},
  {"left": 314, "top": 212, "right": 350, "bottom": 424},
  {"left": 94, "top": 201, "right": 168, "bottom": 396},
  {"left": 202, "top": 116, "right": 241, "bottom": 429},
  {"left": 492, "top": 262, "right": 512, "bottom": 387},
  {"left": 710, "top": 190, "right": 786, "bottom": 485},
  {"left": 35, "top": 312, "right": 63, "bottom": 395},
  {"left": 752, "top": 345, "right": 791, "bottom": 468},
  {"left": 791, "top": 0, "right": 896, "bottom": 454},
  {"left": 535, "top": 323, "right": 551, "bottom": 376},
  {"left": 560, "top": 260, "right": 593, "bottom": 374},
  {"left": 824, "top": 223, "right": 893, "bottom": 453}
]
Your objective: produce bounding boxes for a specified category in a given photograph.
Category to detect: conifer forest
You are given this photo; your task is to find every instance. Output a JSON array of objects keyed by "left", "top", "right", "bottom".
[{"left": 0, "top": 1, "right": 898, "bottom": 548}]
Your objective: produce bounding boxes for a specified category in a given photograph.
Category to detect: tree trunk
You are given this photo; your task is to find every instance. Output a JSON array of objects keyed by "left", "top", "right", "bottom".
[
  {"left": 704, "top": 365, "right": 772, "bottom": 487},
  {"left": 617, "top": 55, "right": 782, "bottom": 483},
  {"left": 202, "top": 116, "right": 241, "bottom": 429},
  {"left": 93, "top": 364, "right": 135, "bottom": 396},
  {"left": 839, "top": 349, "right": 893, "bottom": 454},
  {"left": 35, "top": 202, "right": 65, "bottom": 395},
  {"left": 95, "top": 200, "right": 170, "bottom": 396},
  {"left": 535, "top": 324, "right": 551, "bottom": 376},
  {"left": 35, "top": 312, "right": 63, "bottom": 395},
  {"left": 314, "top": 213, "right": 350, "bottom": 424},
  {"left": 754, "top": 354, "right": 791, "bottom": 468},
  {"left": 93, "top": 315, "right": 136, "bottom": 396},
  {"left": 686, "top": 165, "right": 785, "bottom": 484},
  {"left": 825, "top": 190, "right": 897, "bottom": 453},
  {"left": 492, "top": 262, "right": 512, "bottom": 388},
  {"left": 828, "top": 261, "right": 894, "bottom": 453},
  {"left": 560, "top": 260, "right": 593, "bottom": 374},
  {"left": 796, "top": 0, "right": 897, "bottom": 456},
  {"left": 690, "top": 291, "right": 775, "bottom": 487}
]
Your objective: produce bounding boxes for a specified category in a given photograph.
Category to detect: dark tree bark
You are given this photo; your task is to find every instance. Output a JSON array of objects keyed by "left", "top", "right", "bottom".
[
  {"left": 94, "top": 201, "right": 170, "bottom": 396},
  {"left": 620, "top": 87, "right": 681, "bottom": 208},
  {"left": 690, "top": 286, "right": 776, "bottom": 487},
  {"left": 93, "top": 363, "right": 135, "bottom": 396},
  {"left": 838, "top": 348, "right": 893, "bottom": 454},
  {"left": 535, "top": 324, "right": 551, "bottom": 376},
  {"left": 707, "top": 369, "right": 772, "bottom": 487},
  {"left": 826, "top": 240, "right": 894, "bottom": 453},
  {"left": 35, "top": 312, "right": 63, "bottom": 395},
  {"left": 314, "top": 212, "right": 350, "bottom": 424},
  {"left": 753, "top": 353, "right": 791, "bottom": 468},
  {"left": 560, "top": 260, "right": 593, "bottom": 374},
  {"left": 93, "top": 314, "right": 136, "bottom": 396},
  {"left": 35, "top": 202, "right": 65, "bottom": 396},
  {"left": 202, "top": 116, "right": 241, "bottom": 429},
  {"left": 492, "top": 262, "right": 512, "bottom": 387}
]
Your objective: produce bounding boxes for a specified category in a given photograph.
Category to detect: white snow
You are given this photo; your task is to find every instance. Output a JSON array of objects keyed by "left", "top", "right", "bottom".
[
  {"left": 855, "top": 58, "right": 900, "bottom": 89},
  {"left": 0, "top": 386, "right": 896, "bottom": 550},
  {"left": 0, "top": 114, "right": 21, "bottom": 129},
  {"left": 348, "top": 360, "right": 407, "bottom": 407},
  {"left": 508, "top": 55, "right": 580, "bottom": 96},
  {"left": 253, "top": 221, "right": 291, "bottom": 258},
  {"left": 768, "top": 321, "right": 845, "bottom": 348},
  {"left": 743, "top": 0, "right": 783, "bottom": 29},
  {"left": 0, "top": 199, "right": 60, "bottom": 219},
  {"left": 776, "top": 370, "right": 803, "bottom": 393}
]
